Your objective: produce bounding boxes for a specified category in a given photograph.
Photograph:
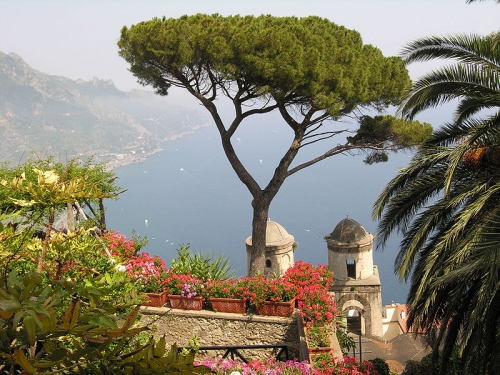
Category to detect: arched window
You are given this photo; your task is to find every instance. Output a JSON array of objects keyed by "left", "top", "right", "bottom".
[
  {"left": 265, "top": 259, "right": 272, "bottom": 268},
  {"left": 346, "top": 259, "right": 356, "bottom": 279}
]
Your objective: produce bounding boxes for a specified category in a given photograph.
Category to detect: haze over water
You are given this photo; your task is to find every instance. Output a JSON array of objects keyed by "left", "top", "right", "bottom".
[{"left": 106, "top": 110, "right": 417, "bottom": 306}]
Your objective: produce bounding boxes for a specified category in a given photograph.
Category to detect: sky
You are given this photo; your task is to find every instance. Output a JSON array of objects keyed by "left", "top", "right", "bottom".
[{"left": 1, "top": 0, "right": 499, "bottom": 93}]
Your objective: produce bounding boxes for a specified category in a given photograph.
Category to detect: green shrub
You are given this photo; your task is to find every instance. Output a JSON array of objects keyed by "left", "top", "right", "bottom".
[
  {"left": 335, "top": 312, "right": 356, "bottom": 355},
  {"left": 403, "top": 349, "right": 463, "bottom": 375},
  {"left": 369, "top": 358, "right": 390, "bottom": 375},
  {"left": 305, "top": 324, "right": 332, "bottom": 348},
  {"left": 0, "top": 270, "right": 209, "bottom": 374},
  {"left": 170, "top": 244, "right": 233, "bottom": 280}
]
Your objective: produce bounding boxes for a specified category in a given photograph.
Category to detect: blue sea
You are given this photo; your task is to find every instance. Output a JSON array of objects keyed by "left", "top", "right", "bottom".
[{"left": 106, "top": 112, "right": 415, "bottom": 306}]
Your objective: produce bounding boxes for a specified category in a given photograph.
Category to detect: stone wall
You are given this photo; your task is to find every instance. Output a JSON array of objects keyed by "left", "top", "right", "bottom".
[{"left": 140, "top": 306, "right": 309, "bottom": 361}]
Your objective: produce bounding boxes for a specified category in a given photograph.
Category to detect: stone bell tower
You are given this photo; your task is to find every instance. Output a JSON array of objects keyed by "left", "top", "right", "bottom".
[
  {"left": 326, "top": 217, "right": 383, "bottom": 338},
  {"left": 246, "top": 220, "right": 295, "bottom": 277}
]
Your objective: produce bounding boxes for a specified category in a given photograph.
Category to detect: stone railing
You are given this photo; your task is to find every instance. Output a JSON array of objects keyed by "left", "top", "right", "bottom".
[{"left": 140, "top": 306, "right": 310, "bottom": 361}]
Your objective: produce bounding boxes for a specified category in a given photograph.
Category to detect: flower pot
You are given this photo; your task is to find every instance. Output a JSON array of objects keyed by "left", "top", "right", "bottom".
[
  {"left": 142, "top": 291, "right": 168, "bottom": 307},
  {"left": 210, "top": 297, "right": 247, "bottom": 314},
  {"left": 168, "top": 295, "right": 204, "bottom": 310},
  {"left": 304, "top": 324, "right": 334, "bottom": 351},
  {"left": 308, "top": 346, "right": 334, "bottom": 354},
  {"left": 256, "top": 298, "right": 295, "bottom": 317},
  {"left": 308, "top": 352, "right": 335, "bottom": 369}
]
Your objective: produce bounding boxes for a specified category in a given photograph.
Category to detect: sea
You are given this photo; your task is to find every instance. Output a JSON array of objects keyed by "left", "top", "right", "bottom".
[{"left": 105, "top": 111, "right": 417, "bottom": 306}]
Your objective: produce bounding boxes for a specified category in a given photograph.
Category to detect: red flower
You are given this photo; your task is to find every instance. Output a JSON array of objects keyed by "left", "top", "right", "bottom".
[{"left": 100, "top": 230, "right": 140, "bottom": 261}]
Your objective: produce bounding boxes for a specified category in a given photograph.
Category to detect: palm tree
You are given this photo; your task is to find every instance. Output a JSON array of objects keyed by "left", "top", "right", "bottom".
[
  {"left": 373, "top": 33, "right": 500, "bottom": 374},
  {"left": 467, "top": 0, "right": 500, "bottom": 3}
]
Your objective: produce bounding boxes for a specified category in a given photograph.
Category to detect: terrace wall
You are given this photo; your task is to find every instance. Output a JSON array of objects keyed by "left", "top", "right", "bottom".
[{"left": 140, "top": 306, "right": 312, "bottom": 362}]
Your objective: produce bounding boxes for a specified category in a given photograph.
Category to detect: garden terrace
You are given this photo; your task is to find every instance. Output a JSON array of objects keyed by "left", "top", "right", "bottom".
[{"left": 139, "top": 305, "right": 342, "bottom": 362}]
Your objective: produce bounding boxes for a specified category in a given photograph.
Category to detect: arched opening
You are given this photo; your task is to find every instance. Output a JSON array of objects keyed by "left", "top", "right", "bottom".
[
  {"left": 265, "top": 259, "right": 272, "bottom": 268},
  {"left": 338, "top": 296, "right": 371, "bottom": 337},
  {"left": 346, "top": 308, "right": 365, "bottom": 335},
  {"left": 346, "top": 259, "right": 356, "bottom": 279}
]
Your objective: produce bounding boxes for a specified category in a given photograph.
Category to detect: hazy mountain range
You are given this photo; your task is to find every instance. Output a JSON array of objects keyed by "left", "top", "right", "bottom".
[{"left": 0, "top": 51, "right": 209, "bottom": 168}]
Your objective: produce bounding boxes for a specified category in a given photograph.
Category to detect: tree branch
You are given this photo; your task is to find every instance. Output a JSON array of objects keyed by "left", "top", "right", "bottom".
[
  {"left": 301, "top": 130, "right": 351, "bottom": 148},
  {"left": 287, "top": 142, "right": 396, "bottom": 176}
]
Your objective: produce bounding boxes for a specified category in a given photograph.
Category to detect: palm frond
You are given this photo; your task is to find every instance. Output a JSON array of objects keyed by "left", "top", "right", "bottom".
[{"left": 400, "top": 34, "right": 500, "bottom": 69}]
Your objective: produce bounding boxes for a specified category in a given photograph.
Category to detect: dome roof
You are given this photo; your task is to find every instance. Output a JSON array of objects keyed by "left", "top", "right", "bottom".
[
  {"left": 329, "top": 217, "right": 370, "bottom": 243},
  {"left": 246, "top": 220, "right": 294, "bottom": 247},
  {"left": 265, "top": 221, "right": 293, "bottom": 245}
]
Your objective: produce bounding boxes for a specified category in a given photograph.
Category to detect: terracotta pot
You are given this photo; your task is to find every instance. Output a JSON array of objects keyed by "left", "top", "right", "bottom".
[
  {"left": 307, "top": 346, "right": 334, "bottom": 353},
  {"left": 210, "top": 297, "right": 247, "bottom": 314},
  {"left": 168, "top": 295, "right": 204, "bottom": 310},
  {"left": 255, "top": 298, "right": 295, "bottom": 317},
  {"left": 142, "top": 291, "right": 168, "bottom": 307},
  {"left": 304, "top": 324, "right": 334, "bottom": 350}
]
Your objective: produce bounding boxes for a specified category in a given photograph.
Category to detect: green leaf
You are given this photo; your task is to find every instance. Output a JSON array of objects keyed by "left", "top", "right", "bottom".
[
  {"left": 120, "top": 305, "right": 141, "bottom": 332},
  {"left": 12, "top": 310, "right": 25, "bottom": 332},
  {"left": 46, "top": 348, "right": 69, "bottom": 361},
  {"left": 97, "top": 315, "right": 118, "bottom": 328},
  {"left": 13, "top": 349, "right": 37, "bottom": 374},
  {"left": 154, "top": 336, "right": 166, "bottom": 358},
  {"left": 0, "top": 298, "right": 22, "bottom": 312},
  {"left": 23, "top": 315, "right": 37, "bottom": 346},
  {"left": 69, "top": 299, "right": 81, "bottom": 330}
]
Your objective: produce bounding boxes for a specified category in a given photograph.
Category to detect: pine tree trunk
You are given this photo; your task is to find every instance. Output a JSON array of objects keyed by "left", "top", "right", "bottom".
[{"left": 248, "top": 196, "right": 270, "bottom": 276}]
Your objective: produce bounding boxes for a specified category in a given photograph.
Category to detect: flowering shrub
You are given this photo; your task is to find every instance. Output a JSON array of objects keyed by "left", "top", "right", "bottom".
[
  {"left": 178, "top": 281, "right": 204, "bottom": 299},
  {"left": 194, "top": 356, "right": 379, "bottom": 375},
  {"left": 239, "top": 275, "right": 295, "bottom": 305},
  {"left": 194, "top": 357, "right": 313, "bottom": 375},
  {"left": 124, "top": 252, "right": 167, "bottom": 293},
  {"left": 298, "top": 286, "right": 337, "bottom": 324},
  {"left": 98, "top": 231, "right": 167, "bottom": 293},
  {"left": 282, "top": 262, "right": 338, "bottom": 324},
  {"left": 205, "top": 278, "right": 247, "bottom": 300},
  {"left": 162, "top": 270, "right": 205, "bottom": 298},
  {"left": 283, "top": 261, "right": 333, "bottom": 301},
  {"left": 311, "top": 355, "right": 378, "bottom": 375},
  {"left": 100, "top": 230, "right": 145, "bottom": 261}
]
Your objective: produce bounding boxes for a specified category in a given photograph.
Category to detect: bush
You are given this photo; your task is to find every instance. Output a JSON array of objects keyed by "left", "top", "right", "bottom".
[
  {"left": 0, "top": 270, "right": 209, "bottom": 374},
  {"left": 170, "top": 244, "right": 233, "bottom": 280},
  {"left": 369, "top": 357, "right": 390, "bottom": 375},
  {"left": 403, "top": 350, "right": 463, "bottom": 375}
]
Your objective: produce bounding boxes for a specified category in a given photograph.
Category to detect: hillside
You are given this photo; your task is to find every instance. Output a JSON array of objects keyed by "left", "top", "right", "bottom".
[{"left": 0, "top": 51, "right": 209, "bottom": 168}]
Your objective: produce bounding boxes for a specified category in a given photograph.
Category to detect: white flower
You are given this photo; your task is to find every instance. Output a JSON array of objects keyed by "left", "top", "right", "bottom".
[
  {"left": 115, "top": 264, "right": 127, "bottom": 272},
  {"left": 230, "top": 372, "right": 241, "bottom": 375}
]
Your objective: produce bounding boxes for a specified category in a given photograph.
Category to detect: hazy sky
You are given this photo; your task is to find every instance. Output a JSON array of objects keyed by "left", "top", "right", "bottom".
[{"left": 1, "top": 0, "right": 499, "bottom": 92}]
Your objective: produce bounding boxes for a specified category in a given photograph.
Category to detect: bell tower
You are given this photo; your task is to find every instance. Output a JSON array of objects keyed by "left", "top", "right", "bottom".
[{"left": 326, "top": 217, "right": 383, "bottom": 338}]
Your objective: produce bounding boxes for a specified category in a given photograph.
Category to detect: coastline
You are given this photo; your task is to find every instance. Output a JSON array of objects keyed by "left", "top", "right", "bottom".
[{"left": 104, "top": 123, "right": 210, "bottom": 171}]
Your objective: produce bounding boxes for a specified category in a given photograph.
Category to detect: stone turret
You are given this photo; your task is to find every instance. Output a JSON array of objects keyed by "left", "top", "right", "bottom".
[
  {"left": 327, "top": 217, "right": 374, "bottom": 280},
  {"left": 246, "top": 220, "right": 295, "bottom": 276},
  {"left": 326, "top": 217, "right": 383, "bottom": 338}
]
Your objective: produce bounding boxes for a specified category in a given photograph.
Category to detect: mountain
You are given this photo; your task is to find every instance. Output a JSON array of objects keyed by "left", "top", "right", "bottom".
[{"left": 0, "top": 51, "right": 209, "bottom": 168}]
